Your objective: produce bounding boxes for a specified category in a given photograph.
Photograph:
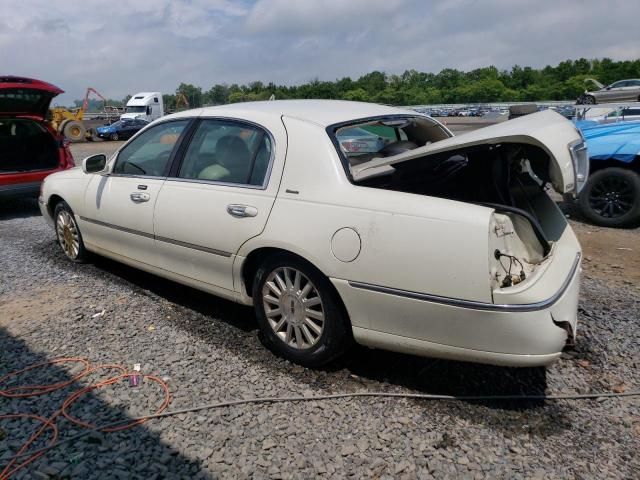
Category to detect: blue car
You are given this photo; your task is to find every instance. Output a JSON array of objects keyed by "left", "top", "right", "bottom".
[
  {"left": 95, "top": 119, "right": 149, "bottom": 141},
  {"left": 574, "top": 120, "right": 640, "bottom": 227}
]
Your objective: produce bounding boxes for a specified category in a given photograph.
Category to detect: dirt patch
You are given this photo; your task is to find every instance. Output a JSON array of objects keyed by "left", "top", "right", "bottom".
[
  {"left": 0, "top": 285, "right": 76, "bottom": 332},
  {"left": 570, "top": 221, "right": 640, "bottom": 289}
]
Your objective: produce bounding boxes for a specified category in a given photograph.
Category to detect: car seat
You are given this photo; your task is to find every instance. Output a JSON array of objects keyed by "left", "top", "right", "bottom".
[{"left": 198, "top": 135, "right": 251, "bottom": 183}]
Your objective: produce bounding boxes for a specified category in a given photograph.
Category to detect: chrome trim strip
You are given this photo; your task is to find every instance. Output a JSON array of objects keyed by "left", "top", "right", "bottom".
[
  {"left": 165, "top": 177, "right": 267, "bottom": 191},
  {"left": 79, "top": 216, "right": 232, "bottom": 257},
  {"left": 80, "top": 216, "right": 154, "bottom": 239},
  {"left": 348, "top": 253, "right": 581, "bottom": 312},
  {"left": 155, "top": 235, "right": 231, "bottom": 257}
]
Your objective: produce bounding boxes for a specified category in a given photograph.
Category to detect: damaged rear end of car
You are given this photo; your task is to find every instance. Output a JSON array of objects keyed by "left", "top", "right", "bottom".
[{"left": 328, "top": 110, "right": 587, "bottom": 366}]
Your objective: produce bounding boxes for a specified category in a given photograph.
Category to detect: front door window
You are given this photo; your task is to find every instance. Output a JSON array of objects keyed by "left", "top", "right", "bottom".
[{"left": 113, "top": 120, "right": 189, "bottom": 176}]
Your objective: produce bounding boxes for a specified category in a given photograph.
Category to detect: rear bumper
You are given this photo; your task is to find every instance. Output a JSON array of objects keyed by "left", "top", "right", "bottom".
[{"left": 332, "top": 254, "right": 580, "bottom": 367}]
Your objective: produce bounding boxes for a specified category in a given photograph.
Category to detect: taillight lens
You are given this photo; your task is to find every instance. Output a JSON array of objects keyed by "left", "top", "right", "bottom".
[{"left": 568, "top": 140, "right": 589, "bottom": 194}]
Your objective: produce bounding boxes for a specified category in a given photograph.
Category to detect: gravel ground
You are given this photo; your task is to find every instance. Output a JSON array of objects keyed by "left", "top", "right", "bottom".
[{"left": 1, "top": 195, "right": 639, "bottom": 479}]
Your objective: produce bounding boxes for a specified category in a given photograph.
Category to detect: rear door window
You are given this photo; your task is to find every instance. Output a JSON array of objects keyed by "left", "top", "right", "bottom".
[{"left": 176, "top": 119, "right": 272, "bottom": 187}]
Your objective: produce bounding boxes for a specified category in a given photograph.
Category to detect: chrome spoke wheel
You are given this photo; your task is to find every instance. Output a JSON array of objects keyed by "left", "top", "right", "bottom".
[
  {"left": 262, "top": 267, "right": 325, "bottom": 349},
  {"left": 56, "top": 210, "right": 80, "bottom": 259}
]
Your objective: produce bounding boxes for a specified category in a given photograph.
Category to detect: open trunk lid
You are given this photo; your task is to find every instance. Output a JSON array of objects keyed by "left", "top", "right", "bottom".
[
  {"left": 0, "top": 76, "right": 64, "bottom": 119},
  {"left": 351, "top": 110, "right": 587, "bottom": 195}
]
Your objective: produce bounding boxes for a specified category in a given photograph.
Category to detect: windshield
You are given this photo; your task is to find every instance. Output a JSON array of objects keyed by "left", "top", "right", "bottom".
[{"left": 125, "top": 105, "right": 146, "bottom": 113}]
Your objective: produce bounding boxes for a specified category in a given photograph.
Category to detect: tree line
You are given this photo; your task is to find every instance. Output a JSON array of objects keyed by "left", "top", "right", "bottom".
[{"left": 77, "top": 58, "right": 640, "bottom": 110}]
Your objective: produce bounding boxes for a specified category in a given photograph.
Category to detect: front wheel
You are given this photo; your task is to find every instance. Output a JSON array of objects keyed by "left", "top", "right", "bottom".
[
  {"left": 253, "top": 254, "right": 352, "bottom": 367},
  {"left": 54, "top": 201, "right": 89, "bottom": 262},
  {"left": 578, "top": 167, "right": 640, "bottom": 228},
  {"left": 583, "top": 95, "right": 596, "bottom": 105}
]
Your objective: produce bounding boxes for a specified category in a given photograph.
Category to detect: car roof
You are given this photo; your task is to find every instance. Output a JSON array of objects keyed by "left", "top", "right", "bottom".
[{"left": 167, "top": 100, "right": 420, "bottom": 128}]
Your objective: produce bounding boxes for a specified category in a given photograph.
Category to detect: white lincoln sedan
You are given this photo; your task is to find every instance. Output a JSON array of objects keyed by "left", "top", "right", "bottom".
[{"left": 40, "top": 100, "right": 588, "bottom": 367}]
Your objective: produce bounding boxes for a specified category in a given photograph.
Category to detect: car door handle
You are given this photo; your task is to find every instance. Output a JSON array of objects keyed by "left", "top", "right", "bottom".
[
  {"left": 130, "top": 192, "right": 150, "bottom": 202},
  {"left": 227, "top": 204, "right": 258, "bottom": 218}
]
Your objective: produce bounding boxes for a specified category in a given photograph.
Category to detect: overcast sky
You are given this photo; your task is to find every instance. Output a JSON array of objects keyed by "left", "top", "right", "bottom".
[{"left": 1, "top": 0, "right": 639, "bottom": 104}]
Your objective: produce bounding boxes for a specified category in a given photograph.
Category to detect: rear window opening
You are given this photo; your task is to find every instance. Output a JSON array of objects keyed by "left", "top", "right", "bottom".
[
  {"left": 333, "top": 116, "right": 450, "bottom": 167},
  {"left": 0, "top": 119, "right": 59, "bottom": 173}
]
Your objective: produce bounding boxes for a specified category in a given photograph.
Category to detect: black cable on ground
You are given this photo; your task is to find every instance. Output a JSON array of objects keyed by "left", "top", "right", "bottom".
[{"left": 9, "top": 388, "right": 640, "bottom": 462}]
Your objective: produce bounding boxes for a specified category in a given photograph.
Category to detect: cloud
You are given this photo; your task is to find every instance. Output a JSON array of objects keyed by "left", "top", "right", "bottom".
[{"left": 0, "top": 0, "right": 638, "bottom": 105}]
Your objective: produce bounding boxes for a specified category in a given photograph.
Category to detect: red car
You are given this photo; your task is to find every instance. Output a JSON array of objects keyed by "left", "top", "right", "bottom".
[{"left": 0, "top": 76, "right": 74, "bottom": 198}]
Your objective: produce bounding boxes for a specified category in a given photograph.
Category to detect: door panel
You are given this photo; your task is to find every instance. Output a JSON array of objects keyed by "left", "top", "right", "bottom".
[
  {"left": 79, "top": 119, "right": 190, "bottom": 265},
  {"left": 153, "top": 118, "right": 278, "bottom": 291},
  {"left": 80, "top": 175, "right": 164, "bottom": 265},
  {"left": 154, "top": 181, "right": 275, "bottom": 290}
]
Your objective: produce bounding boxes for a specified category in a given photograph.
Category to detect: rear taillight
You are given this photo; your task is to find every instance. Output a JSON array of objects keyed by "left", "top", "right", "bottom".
[
  {"left": 568, "top": 140, "right": 589, "bottom": 194},
  {"left": 342, "top": 141, "right": 368, "bottom": 152}
]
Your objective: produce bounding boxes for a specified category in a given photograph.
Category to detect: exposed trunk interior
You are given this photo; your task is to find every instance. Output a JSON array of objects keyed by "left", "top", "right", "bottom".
[
  {"left": 357, "top": 143, "right": 552, "bottom": 211},
  {"left": 0, "top": 118, "right": 59, "bottom": 173},
  {"left": 356, "top": 143, "right": 568, "bottom": 291}
]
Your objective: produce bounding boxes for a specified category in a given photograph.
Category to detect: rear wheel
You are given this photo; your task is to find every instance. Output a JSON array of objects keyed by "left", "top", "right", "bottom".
[
  {"left": 54, "top": 201, "right": 89, "bottom": 262},
  {"left": 253, "top": 253, "right": 351, "bottom": 367},
  {"left": 579, "top": 167, "right": 640, "bottom": 227},
  {"left": 63, "top": 121, "right": 86, "bottom": 142},
  {"left": 110, "top": 132, "right": 119, "bottom": 141}
]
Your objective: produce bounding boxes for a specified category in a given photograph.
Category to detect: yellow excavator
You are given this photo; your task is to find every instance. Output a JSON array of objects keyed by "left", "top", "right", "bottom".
[{"left": 49, "top": 87, "right": 109, "bottom": 141}]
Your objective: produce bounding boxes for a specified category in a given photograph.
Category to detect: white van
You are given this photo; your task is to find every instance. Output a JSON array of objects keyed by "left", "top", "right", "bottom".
[{"left": 121, "top": 92, "right": 164, "bottom": 122}]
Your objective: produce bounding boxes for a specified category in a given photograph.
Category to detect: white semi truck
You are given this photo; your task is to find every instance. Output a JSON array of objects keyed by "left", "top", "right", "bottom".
[{"left": 121, "top": 92, "right": 164, "bottom": 122}]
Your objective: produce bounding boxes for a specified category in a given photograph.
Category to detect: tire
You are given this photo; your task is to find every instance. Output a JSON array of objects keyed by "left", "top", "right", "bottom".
[
  {"left": 252, "top": 253, "right": 352, "bottom": 367},
  {"left": 63, "top": 121, "right": 86, "bottom": 142},
  {"left": 110, "top": 132, "right": 119, "bottom": 141},
  {"left": 583, "top": 95, "right": 596, "bottom": 105},
  {"left": 54, "top": 201, "right": 89, "bottom": 262},
  {"left": 578, "top": 167, "right": 640, "bottom": 228}
]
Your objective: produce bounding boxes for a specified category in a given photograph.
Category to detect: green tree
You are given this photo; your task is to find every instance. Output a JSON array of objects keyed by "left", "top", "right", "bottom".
[{"left": 176, "top": 83, "right": 203, "bottom": 108}]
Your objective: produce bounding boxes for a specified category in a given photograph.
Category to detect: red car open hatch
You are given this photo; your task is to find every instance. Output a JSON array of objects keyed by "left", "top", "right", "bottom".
[{"left": 0, "top": 76, "right": 64, "bottom": 120}]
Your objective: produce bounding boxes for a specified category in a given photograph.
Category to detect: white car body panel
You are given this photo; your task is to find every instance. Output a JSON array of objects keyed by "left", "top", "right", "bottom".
[
  {"left": 39, "top": 100, "right": 584, "bottom": 367},
  {"left": 80, "top": 175, "right": 163, "bottom": 266}
]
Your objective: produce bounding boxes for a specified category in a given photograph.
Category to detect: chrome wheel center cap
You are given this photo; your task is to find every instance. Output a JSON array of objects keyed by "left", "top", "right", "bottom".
[{"left": 281, "top": 292, "right": 304, "bottom": 325}]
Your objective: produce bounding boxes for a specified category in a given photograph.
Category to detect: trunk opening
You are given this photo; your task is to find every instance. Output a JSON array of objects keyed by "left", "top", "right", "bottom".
[
  {"left": 355, "top": 143, "right": 568, "bottom": 292},
  {"left": 0, "top": 119, "right": 59, "bottom": 174},
  {"left": 356, "top": 143, "right": 555, "bottom": 219}
]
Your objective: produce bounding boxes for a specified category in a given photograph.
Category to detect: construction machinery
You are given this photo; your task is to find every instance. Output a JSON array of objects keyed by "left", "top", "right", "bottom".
[
  {"left": 174, "top": 93, "right": 190, "bottom": 112},
  {"left": 50, "top": 87, "right": 113, "bottom": 141}
]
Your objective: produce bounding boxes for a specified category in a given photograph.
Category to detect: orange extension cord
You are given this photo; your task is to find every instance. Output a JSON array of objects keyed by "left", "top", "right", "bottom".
[
  {"left": 2, "top": 358, "right": 639, "bottom": 479},
  {"left": 0, "top": 358, "right": 171, "bottom": 479}
]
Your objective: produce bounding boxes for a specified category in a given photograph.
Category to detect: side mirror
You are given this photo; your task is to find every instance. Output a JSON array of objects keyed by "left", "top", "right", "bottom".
[{"left": 82, "top": 154, "right": 107, "bottom": 174}]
